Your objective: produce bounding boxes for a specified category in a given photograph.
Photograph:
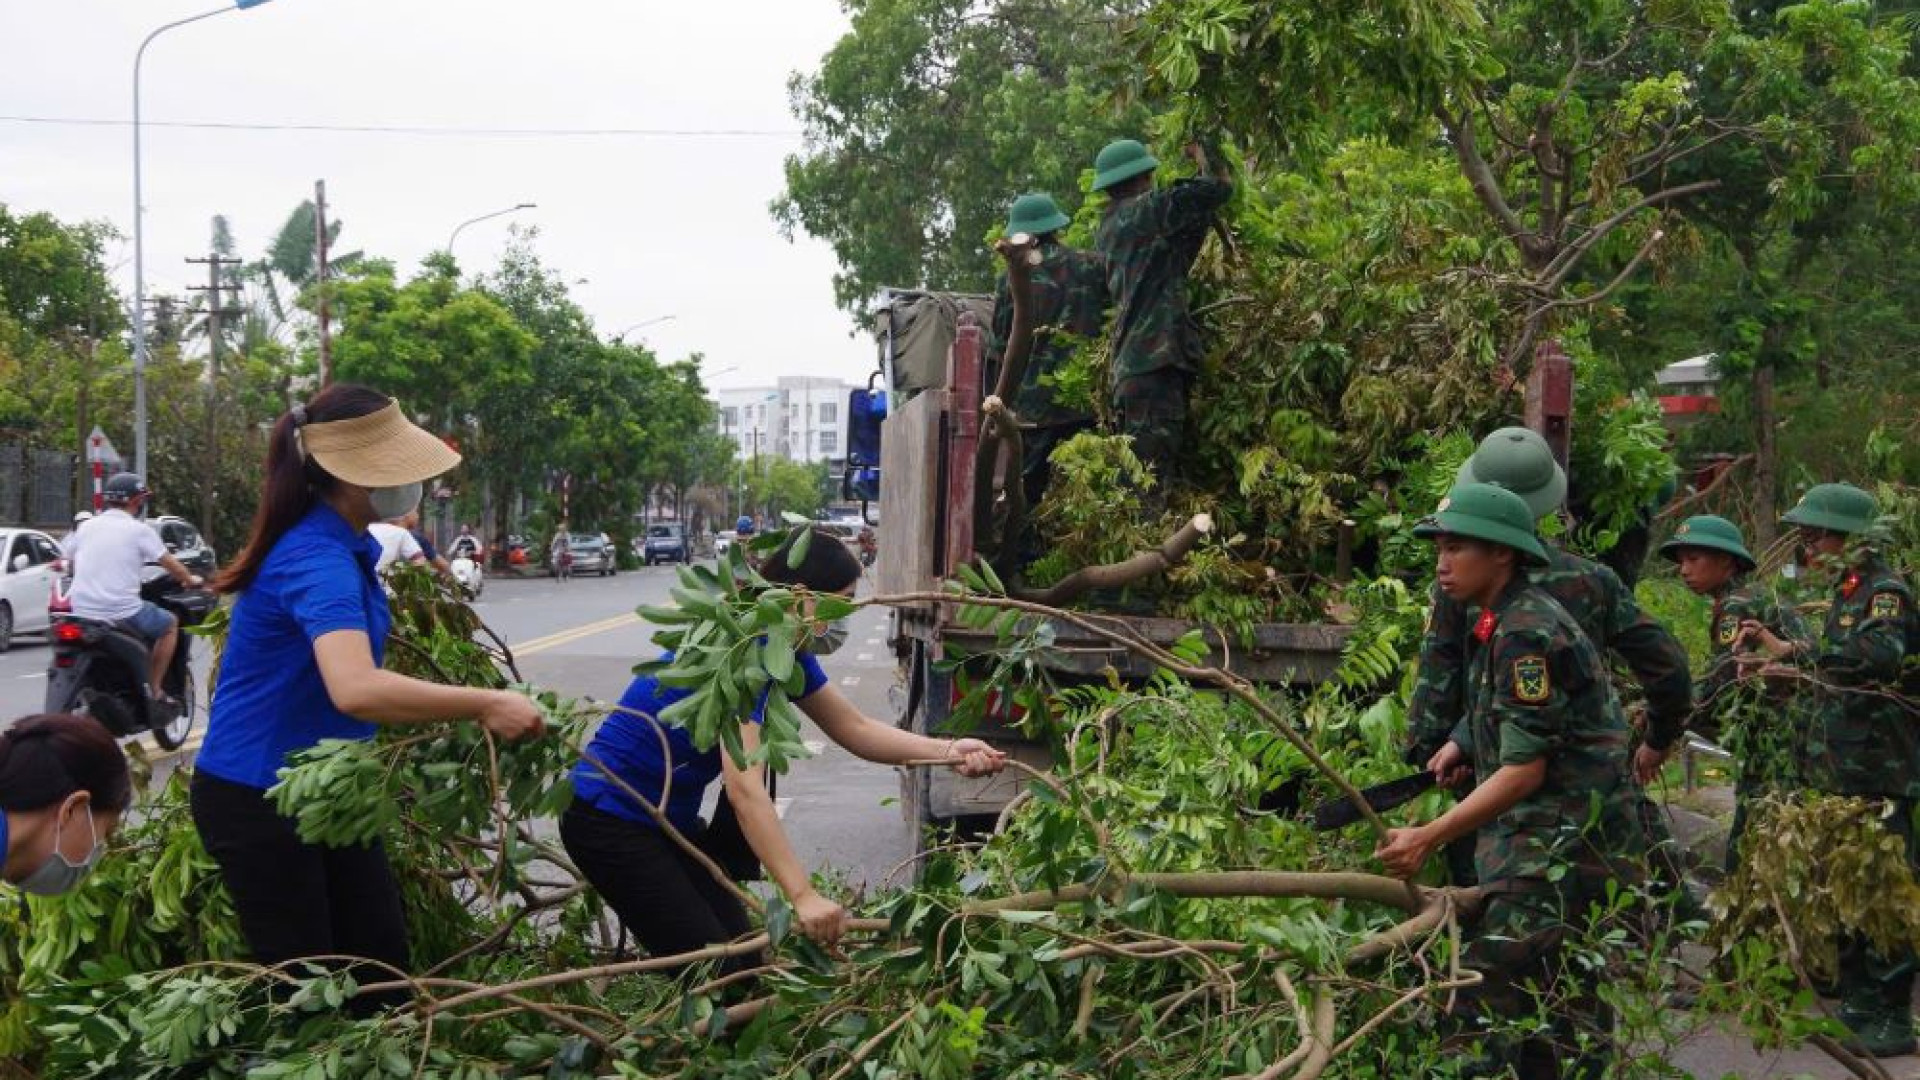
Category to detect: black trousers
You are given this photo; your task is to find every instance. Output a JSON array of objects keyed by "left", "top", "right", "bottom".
[
  {"left": 190, "top": 771, "right": 411, "bottom": 1010},
  {"left": 560, "top": 799, "right": 757, "bottom": 977}
]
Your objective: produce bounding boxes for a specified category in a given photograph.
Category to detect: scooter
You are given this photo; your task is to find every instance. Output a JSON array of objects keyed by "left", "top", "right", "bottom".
[
  {"left": 450, "top": 552, "right": 485, "bottom": 598},
  {"left": 45, "top": 567, "right": 216, "bottom": 751}
]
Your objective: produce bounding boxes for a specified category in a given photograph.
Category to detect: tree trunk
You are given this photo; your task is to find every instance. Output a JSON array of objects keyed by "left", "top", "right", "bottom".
[{"left": 1751, "top": 361, "right": 1778, "bottom": 548}]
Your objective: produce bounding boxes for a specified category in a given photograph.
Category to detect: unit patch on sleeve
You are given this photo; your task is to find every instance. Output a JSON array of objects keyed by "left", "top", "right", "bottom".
[
  {"left": 1716, "top": 613, "right": 1741, "bottom": 646},
  {"left": 1512, "top": 655, "right": 1551, "bottom": 704},
  {"left": 1870, "top": 592, "right": 1905, "bottom": 620}
]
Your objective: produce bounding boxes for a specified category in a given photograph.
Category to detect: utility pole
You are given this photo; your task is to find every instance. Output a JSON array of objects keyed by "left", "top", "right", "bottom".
[
  {"left": 315, "top": 179, "right": 333, "bottom": 387},
  {"left": 187, "top": 253, "right": 242, "bottom": 532}
]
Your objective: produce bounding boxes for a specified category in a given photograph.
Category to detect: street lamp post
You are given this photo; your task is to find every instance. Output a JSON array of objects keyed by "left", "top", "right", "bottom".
[
  {"left": 132, "top": 0, "right": 277, "bottom": 482},
  {"left": 616, "top": 314, "right": 676, "bottom": 342},
  {"left": 446, "top": 203, "right": 536, "bottom": 257}
]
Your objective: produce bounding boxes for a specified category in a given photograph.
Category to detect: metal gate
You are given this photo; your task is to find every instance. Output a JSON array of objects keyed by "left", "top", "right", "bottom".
[{"left": 0, "top": 441, "right": 76, "bottom": 528}]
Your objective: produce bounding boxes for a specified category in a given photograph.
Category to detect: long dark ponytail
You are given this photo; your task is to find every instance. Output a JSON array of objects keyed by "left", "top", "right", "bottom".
[{"left": 214, "top": 383, "right": 393, "bottom": 594}]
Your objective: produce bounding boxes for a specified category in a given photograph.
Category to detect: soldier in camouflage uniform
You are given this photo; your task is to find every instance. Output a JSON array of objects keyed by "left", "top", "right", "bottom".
[
  {"left": 1089, "top": 138, "right": 1231, "bottom": 497},
  {"left": 1657, "top": 514, "right": 1809, "bottom": 872},
  {"left": 1405, "top": 429, "right": 1693, "bottom": 893},
  {"left": 985, "top": 193, "right": 1107, "bottom": 562},
  {"left": 1380, "top": 482, "right": 1645, "bottom": 1080},
  {"left": 1748, "top": 483, "right": 1919, "bottom": 1057}
]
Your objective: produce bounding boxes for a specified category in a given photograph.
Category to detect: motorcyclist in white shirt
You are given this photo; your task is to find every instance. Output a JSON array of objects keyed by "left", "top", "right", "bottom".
[{"left": 60, "top": 473, "right": 203, "bottom": 704}]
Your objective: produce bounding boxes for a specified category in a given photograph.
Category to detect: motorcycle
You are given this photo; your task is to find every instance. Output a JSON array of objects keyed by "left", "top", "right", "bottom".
[
  {"left": 45, "top": 567, "right": 216, "bottom": 751},
  {"left": 450, "top": 552, "right": 485, "bottom": 598},
  {"left": 858, "top": 528, "right": 878, "bottom": 568}
]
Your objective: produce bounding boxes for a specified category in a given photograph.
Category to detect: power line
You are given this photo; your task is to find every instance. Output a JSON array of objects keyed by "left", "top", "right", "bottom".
[{"left": 0, "top": 114, "right": 803, "bottom": 139}]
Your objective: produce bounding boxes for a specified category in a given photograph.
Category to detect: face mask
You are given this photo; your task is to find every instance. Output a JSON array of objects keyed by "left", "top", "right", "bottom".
[
  {"left": 804, "top": 618, "right": 850, "bottom": 656},
  {"left": 18, "top": 806, "right": 101, "bottom": 897},
  {"left": 368, "top": 480, "right": 423, "bottom": 521}
]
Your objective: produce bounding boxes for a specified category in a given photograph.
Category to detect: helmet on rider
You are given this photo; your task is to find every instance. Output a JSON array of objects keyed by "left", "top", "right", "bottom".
[{"left": 101, "top": 472, "right": 150, "bottom": 508}]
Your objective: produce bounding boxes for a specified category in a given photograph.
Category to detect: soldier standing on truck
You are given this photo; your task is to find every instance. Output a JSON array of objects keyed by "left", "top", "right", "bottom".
[
  {"left": 1091, "top": 138, "right": 1231, "bottom": 501},
  {"left": 1406, "top": 428, "right": 1694, "bottom": 899},
  {"left": 985, "top": 193, "right": 1107, "bottom": 562}
]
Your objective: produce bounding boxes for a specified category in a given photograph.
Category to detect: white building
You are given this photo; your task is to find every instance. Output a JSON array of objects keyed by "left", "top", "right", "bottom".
[{"left": 713, "top": 376, "right": 854, "bottom": 468}]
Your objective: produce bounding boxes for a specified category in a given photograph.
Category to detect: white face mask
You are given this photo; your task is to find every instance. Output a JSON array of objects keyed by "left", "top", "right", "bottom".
[
  {"left": 18, "top": 805, "right": 101, "bottom": 897},
  {"left": 804, "top": 618, "right": 850, "bottom": 656},
  {"left": 368, "top": 480, "right": 423, "bottom": 521}
]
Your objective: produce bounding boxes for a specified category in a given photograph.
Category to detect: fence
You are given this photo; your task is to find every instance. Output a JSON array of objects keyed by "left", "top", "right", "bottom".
[{"left": 0, "top": 442, "right": 77, "bottom": 529}]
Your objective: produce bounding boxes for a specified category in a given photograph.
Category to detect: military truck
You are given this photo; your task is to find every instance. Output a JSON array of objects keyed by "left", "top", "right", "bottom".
[{"left": 866, "top": 292, "right": 1355, "bottom": 840}]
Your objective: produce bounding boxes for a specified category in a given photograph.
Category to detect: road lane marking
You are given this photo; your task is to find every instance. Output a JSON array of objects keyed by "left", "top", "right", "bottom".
[
  {"left": 803, "top": 740, "right": 825, "bottom": 755},
  {"left": 855, "top": 653, "right": 873, "bottom": 662},
  {"left": 514, "top": 613, "right": 644, "bottom": 657},
  {"left": 839, "top": 676, "right": 861, "bottom": 687},
  {"left": 16, "top": 672, "right": 44, "bottom": 680},
  {"left": 774, "top": 797, "right": 792, "bottom": 820}
]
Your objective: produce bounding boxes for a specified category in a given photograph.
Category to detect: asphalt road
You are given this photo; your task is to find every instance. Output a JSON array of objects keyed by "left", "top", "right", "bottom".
[{"left": 0, "top": 565, "right": 916, "bottom": 893}]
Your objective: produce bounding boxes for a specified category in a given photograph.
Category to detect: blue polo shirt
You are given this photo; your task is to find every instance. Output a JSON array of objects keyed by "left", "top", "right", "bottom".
[
  {"left": 571, "top": 651, "right": 829, "bottom": 833},
  {"left": 196, "top": 504, "right": 391, "bottom": 790}
]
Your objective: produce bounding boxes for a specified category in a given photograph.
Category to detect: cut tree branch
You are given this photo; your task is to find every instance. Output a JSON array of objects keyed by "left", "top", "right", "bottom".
[{"left": 1016, "top": 513, "right": 1213, "bottom": 606}]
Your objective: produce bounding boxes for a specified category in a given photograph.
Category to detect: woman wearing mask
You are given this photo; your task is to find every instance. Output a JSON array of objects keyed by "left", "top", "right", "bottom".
[
  {"left": 562, "top": 527, "right": 1006, "bottom": 973},
  {"left": 0, "top": 713, "right": 131, "bottom": 895},
  {"left": 192, "top": 384, "right": 546, "bottom": 990}
]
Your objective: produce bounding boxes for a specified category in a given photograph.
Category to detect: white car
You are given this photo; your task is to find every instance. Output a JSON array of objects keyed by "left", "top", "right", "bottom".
[{"left": 0, "top": 527, "right": 62, "bottom": 652}]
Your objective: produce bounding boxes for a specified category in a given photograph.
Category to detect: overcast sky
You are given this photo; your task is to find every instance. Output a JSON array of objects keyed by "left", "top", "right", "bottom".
[{"left": 0, "top": 0, "right": 868, "bottom": 390}]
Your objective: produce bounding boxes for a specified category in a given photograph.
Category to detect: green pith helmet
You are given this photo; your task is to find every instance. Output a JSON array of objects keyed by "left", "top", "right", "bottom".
[
  {"left": 1659, "top": 515, "right": 1756, "bottom": 572},
  {"left": 1092, "top": 139, "right": 1158, "bottom": 192},
  {"left": 1781, "top": 482, "right": 1879, "bottom": 535},
  {"left": 1005, "top": 193, "right": 1071, "bottom": 237},
  {"left": 1456, "top": 427, "right": 1568, "bottom": 521},
  {"left": 1414, "top": 482, "right": 1550, "bottom": 566}
]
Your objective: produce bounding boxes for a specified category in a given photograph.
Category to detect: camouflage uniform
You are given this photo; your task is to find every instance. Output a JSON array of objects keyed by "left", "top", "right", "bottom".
[
  {"left": 1093, "top": 176, "right": 1231, "bottom": 490},
  {"left": 1800, "top": 553, "right": 1920, "bottom": 1034},
  {"left": 985, "top": 239, "right": 1107, "bottom": 550},
  {"left": 1694, "top": 576, "right": 1811, "bottom": 871},
  {"left": 1450, "top": 577, "right": 1647, "bottom": 1079},
  {"left": 1407, "top": 544, "right": 1694, "bottom": 892}
]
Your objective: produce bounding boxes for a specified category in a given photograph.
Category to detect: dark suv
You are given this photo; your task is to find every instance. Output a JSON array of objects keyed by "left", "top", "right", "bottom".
[
  {"left": 151, "top": 515, "right": 217, "bottom": 577},
  {"left": 643, "top": 523, "right": 690, "bottom": 565}
]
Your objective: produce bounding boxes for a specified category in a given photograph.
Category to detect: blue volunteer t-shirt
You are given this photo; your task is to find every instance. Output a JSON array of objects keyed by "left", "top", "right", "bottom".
[
  {"left": 196, "top": 503, "right": 392, "bottom": 790},
  {"left": 571, "top": 650, "right": 829, "bottom": 833}
]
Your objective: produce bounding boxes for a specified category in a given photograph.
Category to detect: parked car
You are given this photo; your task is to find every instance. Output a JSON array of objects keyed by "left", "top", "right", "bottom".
[
  {"left": 151, "top": 515, "right": 217, "bottom": 577},
  {"left": 0, "top": 527, "right": 62, "bottom": 652},
  {"left": 562, "top": 534, "right": 615, "bottom": 577},
  {"left": 643, "top": 523, "right": 690, "bottom": 565},
  {"left": 713, "top": 530, "right": 738, "bottom": 559}
]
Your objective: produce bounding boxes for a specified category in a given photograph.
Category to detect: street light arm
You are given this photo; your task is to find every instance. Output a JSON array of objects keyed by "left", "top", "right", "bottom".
[{"left": 446, "top": 203, "right": 537, "bottom": 254}]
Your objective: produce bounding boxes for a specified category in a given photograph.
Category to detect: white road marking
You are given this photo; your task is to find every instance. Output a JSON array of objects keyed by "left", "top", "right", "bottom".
[
  {"left": 839, "top": 676, "right": 861, "bottom": 687},
  {"left": 803, "top": 740, "right": 825, "bottom": 755},
  {"left": 16, "top": 672, "right": 44, "bottom": 680},
  {"left": 774, "top": 797, "right": 792, "bottom": 820},
  {"left": 855, "top": 652, "right": 873, "bottom": 662},
  {"left": 865, "top": 638, "right": 881, "bottom": 646}
]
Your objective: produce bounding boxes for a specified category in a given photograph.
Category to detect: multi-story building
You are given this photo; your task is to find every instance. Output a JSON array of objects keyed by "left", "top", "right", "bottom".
[{"left": 713, "top": 376, "right": 853, "bottom": 469}]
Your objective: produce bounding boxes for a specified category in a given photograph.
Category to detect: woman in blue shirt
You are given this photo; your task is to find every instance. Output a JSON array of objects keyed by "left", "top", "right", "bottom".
[
  {"left": 191, "top": 384, "right": 545, "bottom": 998},
  {"left": 0, "top": 713, "right": 131, "bottom": 895},
  {"left": 562, "top": 527, "right": 1005, "bottom": 971}
]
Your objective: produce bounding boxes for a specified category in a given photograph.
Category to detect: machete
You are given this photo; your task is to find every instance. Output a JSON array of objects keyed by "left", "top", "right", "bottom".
[{"left": 1310, "top": 771, "right": 1439, "bottom": 832}]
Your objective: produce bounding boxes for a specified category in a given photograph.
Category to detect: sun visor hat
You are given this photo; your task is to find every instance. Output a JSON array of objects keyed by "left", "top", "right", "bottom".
[{"left": 299, "top": 401, "right": 461, "bottom": 487}]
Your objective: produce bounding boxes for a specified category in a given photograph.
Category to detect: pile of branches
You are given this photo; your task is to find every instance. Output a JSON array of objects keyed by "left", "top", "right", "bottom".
[{"left": 0, "top": 549, "right": 1880, "bottom": 1078}]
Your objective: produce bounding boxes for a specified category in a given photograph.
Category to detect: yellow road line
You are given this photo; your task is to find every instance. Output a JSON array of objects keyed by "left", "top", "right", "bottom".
[{"left": 514, "top": 613, "right": 643, "bottom": 657}]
